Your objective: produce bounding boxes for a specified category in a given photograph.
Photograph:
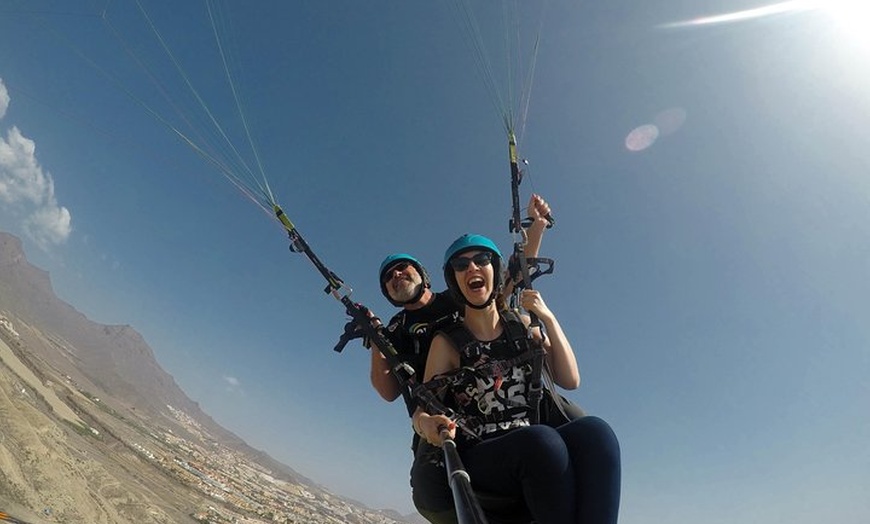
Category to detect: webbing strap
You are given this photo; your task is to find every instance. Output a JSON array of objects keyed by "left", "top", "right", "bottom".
[
  {"left": 433, "top": 310, "right": 546, "bottom": 426},
  {"left": 500, "top": 310, "right": 545, "bottom": 425}
]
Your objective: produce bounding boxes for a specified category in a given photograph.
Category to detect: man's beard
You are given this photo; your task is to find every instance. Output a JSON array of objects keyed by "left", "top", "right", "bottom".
[{"left": 390, "top": 277, "right": 422, "bottom": 303}]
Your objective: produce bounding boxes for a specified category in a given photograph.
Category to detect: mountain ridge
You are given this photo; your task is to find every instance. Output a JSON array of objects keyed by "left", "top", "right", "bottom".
[
  {"left": 0, "top": 230, "right": 428, "bottom": 523},
  {"left": 0, "top": 231, "right": 307, "bottom": 486}
]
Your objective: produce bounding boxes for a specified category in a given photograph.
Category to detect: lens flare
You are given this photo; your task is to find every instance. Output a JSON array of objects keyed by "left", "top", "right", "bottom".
[{"left": 625, "top": 124, "right": 659, "bottom": 152}]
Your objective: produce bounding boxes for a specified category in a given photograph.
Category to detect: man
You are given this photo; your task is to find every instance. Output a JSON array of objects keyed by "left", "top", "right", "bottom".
[{"left": 371, "top": 195, "right": 554, "bottom": 524}]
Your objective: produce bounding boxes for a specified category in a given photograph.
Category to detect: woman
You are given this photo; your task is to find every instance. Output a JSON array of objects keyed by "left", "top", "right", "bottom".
[{"left": 412, "top": 234, "right": 621, "bottom": 524}]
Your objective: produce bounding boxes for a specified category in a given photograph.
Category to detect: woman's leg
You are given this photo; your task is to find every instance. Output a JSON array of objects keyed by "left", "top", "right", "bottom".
[
  {"left": 461, "top": 425, "right": 575, "bottom": 524},
  {"left": 557, "top": 416, "right": 621, "bottom": 524}
]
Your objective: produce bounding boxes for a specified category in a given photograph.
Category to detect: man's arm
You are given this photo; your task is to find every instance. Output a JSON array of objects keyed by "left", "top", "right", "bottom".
[{"left": 369, "top": 341, "right": 402, "bottom": 401}]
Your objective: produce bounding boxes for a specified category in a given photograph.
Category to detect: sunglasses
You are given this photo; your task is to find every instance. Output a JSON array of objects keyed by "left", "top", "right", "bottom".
[
  {"left": 382, "top": 261, "right": 411, "bottom": 282},
  {"left": 449, "top": 252, "right": 493, "bottom": 272}
]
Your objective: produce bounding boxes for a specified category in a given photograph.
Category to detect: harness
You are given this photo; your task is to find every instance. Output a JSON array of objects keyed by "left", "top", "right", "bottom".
[
  {"left": 427, "top": 309, "right": 546, "bottom": 438},
  {"left": 386, "top": 298, "right": 461, "bottom": 418},
  {"left": 391, "top": 306, "right": 461, "bottom": 357}
]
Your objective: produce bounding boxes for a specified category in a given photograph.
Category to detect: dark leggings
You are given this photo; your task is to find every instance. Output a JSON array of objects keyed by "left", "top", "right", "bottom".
[{"left": 460, "top": 416, "right": 621, "bottom": 524}]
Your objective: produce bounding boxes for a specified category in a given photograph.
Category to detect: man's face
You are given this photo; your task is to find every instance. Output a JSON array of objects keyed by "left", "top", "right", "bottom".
[{"left": 383, "top": 261, "right": 423, "bottom": 303}]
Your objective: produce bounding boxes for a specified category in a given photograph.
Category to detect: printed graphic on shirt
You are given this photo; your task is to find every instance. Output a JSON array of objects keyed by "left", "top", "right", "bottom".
[{"left": 450, "top": 348, "right": 534, "bottom": 439}]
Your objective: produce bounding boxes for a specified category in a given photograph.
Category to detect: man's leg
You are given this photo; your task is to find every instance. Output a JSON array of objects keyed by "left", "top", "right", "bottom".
[{"left": 410, "top": 441, "right": 458, "bottom": 524}]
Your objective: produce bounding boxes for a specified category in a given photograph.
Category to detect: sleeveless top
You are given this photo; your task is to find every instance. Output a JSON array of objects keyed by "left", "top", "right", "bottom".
[{"left": 434, "top": 320, "right": 539, "bottom": 447}]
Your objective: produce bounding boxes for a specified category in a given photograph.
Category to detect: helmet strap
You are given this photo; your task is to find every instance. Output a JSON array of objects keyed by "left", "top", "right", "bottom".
[{"left": 464, "top": 292, "right": 496, "bottom": 310}]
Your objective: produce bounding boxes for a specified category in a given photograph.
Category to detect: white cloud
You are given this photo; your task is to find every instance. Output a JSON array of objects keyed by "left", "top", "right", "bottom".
[
  {"left": 25, "top": 205, "right": 72, "bottom": 247},
  {"left": 0, "top": 78, "right": 9, "bottom": 119},
  {"left": 0, "top": 125, "right": 72, "bottom": 247},
  {"left": 222, "top": 376, "right": 244, "bottom": 395},
  {"left": 0, "top": 127, "right": 50, "bottom": 203}
]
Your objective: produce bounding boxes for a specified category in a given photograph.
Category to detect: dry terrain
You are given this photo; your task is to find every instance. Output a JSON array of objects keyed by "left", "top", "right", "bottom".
[
  {"left": 0, "top": 325, "right": 411, "bottom": 524},
  {"left": 0, "top": 231, "right": 417, "bottom": 524},
  {"left": 0, "top": 330, "right": 209, "bottom": 523}
]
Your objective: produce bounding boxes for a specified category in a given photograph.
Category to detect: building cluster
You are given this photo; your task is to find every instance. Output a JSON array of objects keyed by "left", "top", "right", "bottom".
[
  {"left": 0, "top": 313, "right": 409, "bottom": 523},
  {"left": 0, "top": 312, "right": 20, "bottom": 339},
  {"left": 122, "top": 404, "right": 409, "bottom": 524}
]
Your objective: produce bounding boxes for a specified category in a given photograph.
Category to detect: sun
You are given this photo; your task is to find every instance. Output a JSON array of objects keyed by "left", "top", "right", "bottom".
[
  {"left": 822, "top": 0, "right": 870, "bottom": 51},
  {"left": 824, "top": 0, "right": 870, "bottom": 20},
  {"left": 661, "top": 0, "right": 870, "bottom": 52},
  {"left": 661, "top": 0, "right": 870, "bottom": 53}
]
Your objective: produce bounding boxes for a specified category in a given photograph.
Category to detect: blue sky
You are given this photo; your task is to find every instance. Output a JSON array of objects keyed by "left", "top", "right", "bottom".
[{"left": 1, "top": 1, "right": 869, "bottom": 520}]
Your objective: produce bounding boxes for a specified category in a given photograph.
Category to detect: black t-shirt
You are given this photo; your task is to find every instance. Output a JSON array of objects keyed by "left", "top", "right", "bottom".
[{"left": 383, "top": 291, "right": 461, "bottom": 415}]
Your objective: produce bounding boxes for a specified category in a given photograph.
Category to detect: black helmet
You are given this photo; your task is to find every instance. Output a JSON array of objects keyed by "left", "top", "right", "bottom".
[
  {"left": 378, "top": 253, "right": 430, "bottom": 306},
  {"left": 442, "top": 234, "right": 503, "bottom": 310}
]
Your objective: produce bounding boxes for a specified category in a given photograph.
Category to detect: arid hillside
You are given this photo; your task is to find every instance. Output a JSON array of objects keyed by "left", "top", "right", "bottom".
[{"left": 0, "top": 231, "right": 416, "bottom": 524}]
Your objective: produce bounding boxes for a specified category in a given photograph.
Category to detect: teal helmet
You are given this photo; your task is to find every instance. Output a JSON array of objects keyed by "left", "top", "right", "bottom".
[
  {"left": 442, "top": 234, "right": 503, "bottom": 309},
  {"left": 379, "top": 253, "right": 430, "bottom": 306}
]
